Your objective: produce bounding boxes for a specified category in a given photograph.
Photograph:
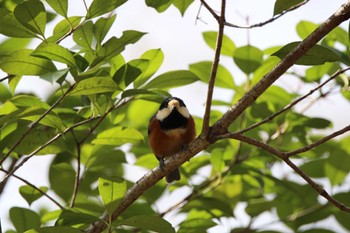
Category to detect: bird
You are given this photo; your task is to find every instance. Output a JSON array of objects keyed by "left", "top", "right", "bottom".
[{"left": 148, "top": 97, "right": 196, "bottom": 183}]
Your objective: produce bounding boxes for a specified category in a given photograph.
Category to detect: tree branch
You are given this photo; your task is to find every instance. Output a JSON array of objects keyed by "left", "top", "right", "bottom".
[
  {"left": 236, "top": 67, "right": 350, "bottom": 134},
  {"left": 220, "top": 133, "right": 350, "bottom": 213},
  {"left": 201, "top": 0, "right": 226, "bottom": 137},
  {"left": 209, "top": 2, "right": 350, "bottom": 139},
  {"left": 0, "top": 84, "right": 76, "bottom": 166},
  {"left": 85, "top": 2, "right": 350, "bottom": 232}
]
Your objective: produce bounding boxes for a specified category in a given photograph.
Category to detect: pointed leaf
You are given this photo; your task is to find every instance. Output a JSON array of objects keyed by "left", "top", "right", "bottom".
[
  {"left": 0, "top": 49, "right": 56, "bottom": 75},
  {"left": 14, "top": 0, "right": 46, "bottom": 36},
  {"left": 19, "top": 185, "right": 48, "bottom": 206},
  {"left": 25, "top": 226, "right": 83, "bottom": 233},
  {"left": 203, "top": 31, "right": 236, "bottom": 56},
  {"left": 118, "top": 215, "right": 175, "bottom": 233},
  {"left": 113, "top": 59, "right": 150, "bottom": 89},
  {"left": 94, "top": 15, "right": 117, "bottom": 43},
  {"left": 10, "top": 207, "right": 41, "bottom": 233},
  {"left": 73, "top": 20, "right": 94, "bottom": 49},
  {"left": 272, "top": 42, "right": 342, "bottom": 65},
  {"left": 33, "top": 43, "right": 77, "bottom": 67},
  {"left": 144, "top": 70, "right": 199, "bottom": 89},
  {"left": 190, "top": 61, "right": 235, "bottom": 89},
  {"left": 92, "top": 31, "right": 146, "bottom": 67},
  {"left": 98, "top": 177, "right": 127, "bottom": 214},
  {"left": 86, "top": 0, "right": 127, "bottom": 19},
  {"left": 134, "top": 49, "right": 164, "bottom": 87},
  {"left": 92, "top": 127, "right": 144, "bottom": 145},
  {"left": 233, "top": 45, "right": 263, "bottom": 74},
  {"left": 0, "top": 9, "right": 37, "bottom": 38},
  {"left": 46, "top": 0, "right": 68, "bottom": 17},
  {"left": 173, "top": 0, "right": 194, "bottom": 16},
  {"left": 296, "top": 20, "right": 318, "bottom": 40},
  {"left": 70, "top": 77, "right": 120, "bottom": 96},
  {"left": 273, "top": 0, "right": 304, "bottom": 16},
  {"left": 146, "top": 0, "right": 173, "bottom": 13}
]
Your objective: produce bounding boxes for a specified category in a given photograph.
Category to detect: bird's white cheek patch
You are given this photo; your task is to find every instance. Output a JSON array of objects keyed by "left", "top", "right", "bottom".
[{"left": 156, "top": 108, "right": 171, "bottom": 121}]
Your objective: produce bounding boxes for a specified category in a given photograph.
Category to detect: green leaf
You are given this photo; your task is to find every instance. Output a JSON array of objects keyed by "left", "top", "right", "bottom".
[
  {"left": 92, "top": 127, "right": 144, "bottom": 145},
  {"left": 233, "top": 45, "right": 263, "bottom": 74},
  {"left": 73, "top": 20, "right": 94, "bottom": 49},
  {"left": 98, "top": 177, "right": 127, "bottom": 214},
  {"left": 296, "top": 20, "right": 318, "bottom": 40},
  {"left": 305, "top": 63, "right": 339, "bottom": 82},
  {"left": 94, "top": 15, "right": 117, "bottom": 43},
  {"left": 33, "top": 43, "right": 77, "bottom": 67},
  {"left": 25, "top": 226, "right": 83, "bottom": 233},
  {"left": 10, "top": 207, "right": 41, "bottom": 233},
  {"left": 173, "top": 0, "right": 194, "bottom": 16},
  {"left": 49, "top": 16, "right": 82, "bottom": 43},
  {"left": 272, "top": 42, "right": 342, "bottom": 65},
  {"left": 113, "top": 59, "right": 150, "bottom": 89},
  {"left": 0, "top": 38, "right": 32, "bottom": 56},
  {"left": 19, "top": 185, "right": 48, "bottom": 206},
  {"left": 0, "top": 49, "right": 56, "bottom": 75},
  {"left": 304, "top": 117, "right": 331, "bottom": 129},
  {"left": 92, "top": 31, "right": 146, "bottom": 67},
  {"left": 178, "top": 218, "right": 216, "bottom": 233},
  {"left": 203, "top": 31, "right": 236, "bottom": 56},
  {"left": 49, "top": 161, "right": 75, "bottom": 203},
  {"left": 118, "top": 215, "right": 175, "bottom": 233},
  {"left": 299, "top": 159, "right": 326, "bottom": 178},
  {"left": 14, "top": 0, "right": 46, "bottom": 37},
  {"left": 246, "top": 198, "right": 273, "bottom": 217},
  {"left": 86, "top": 0, "right": 127, "bottom": 19},
  {"left": 70, "top": 77, "right": 120, "bottom": 96},
  {"left": 325, "top": 152, "right": 350, "bottom": 186},
  {"left": 0, "top": 9, "right": 37, "bottom": 38},
  {"left": 40, "top": 68, "right": 69, "bottom": 84},
  {"left": 46, "top": 0, "right": 68, "bottom": 17},
  {"left": 189, "top": 61, "right": 235, "bottom": 89},
  {"left": 134, "top": 49, "right": 164, "bottom": 88},
  {"left": 144, "top": 70, "right": 199, "bottom": 89},
  {"left": 146, "top": 0, "right": 173, "bottom": 13},
  {"left": 0, "top": 84, "right": 13, "bottom": 103},
  {"left": 273, "top": 0, "right": 304, "bottom": 15},
  {"left": 55, "top": 209, "right": 99, "bottom": 227}
]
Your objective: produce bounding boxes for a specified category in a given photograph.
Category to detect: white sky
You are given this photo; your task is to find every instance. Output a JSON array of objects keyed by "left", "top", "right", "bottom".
[{"left": 1, "top": 0, "right": 350, "bottom": 232}]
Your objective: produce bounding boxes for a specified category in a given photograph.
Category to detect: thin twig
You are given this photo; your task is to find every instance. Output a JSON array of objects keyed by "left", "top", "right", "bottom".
[
  {"left": 236, "top": 68, "right": 350, "bottom": 134},
  {"left": 224, "top": 0, "right": 310, "bottom": 29},
  {"left": 201, "top": 0, "right": 226, "bottom": 137},
  {"left": 69, "top": 131, "right": 81, "bottom": 208},
  {"left": 0, "top": 168, "right": 64, "bottom": 209},
  {"left": 0, "top": 75, "right": 13, "bottom": 83},
  {"left": 216, "top": 132, "right": 350, "bottom": 213},
  {"left": 0, "top": 84, "right": 76, "bottom": 166}
]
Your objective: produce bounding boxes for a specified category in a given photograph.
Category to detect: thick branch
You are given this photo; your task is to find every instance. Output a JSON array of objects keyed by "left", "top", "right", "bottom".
[
  {"left": 85, "top": 2, "right": 350, "bottom": 232},
  {"left": 209, "top": 2, "right": 350, "bottom": 139}
]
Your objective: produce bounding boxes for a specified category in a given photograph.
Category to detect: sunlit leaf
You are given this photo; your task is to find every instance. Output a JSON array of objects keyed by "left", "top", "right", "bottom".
[
  {"left": 92, "top": 127, "right": 144, "bottom": 145},
  {"left": 0, "top": 49, "right": 56, "bottom": 75},
  {"left": 134, "top": 49, "right": 164, "bottom": 88},
  {"left": 94, "top": 15, "right": 116, "bottom": 43},
  {"left": 25, "top": 226, "right": 83, "bottom": 233},
  {"left": 33, "top": 43, "right": 77, "bottom": 67},
  {"left": 46, "top": 0, "right": 68, "bottom": 17},
  {"left": 113, "top": 59, "right": 150, "bottom": 89},
  {"left": 144, "top": 70, "right": 199, "bottom": 89},
  {"left": 173, "top": 0, "right": 194, "bottom": 16},
  {"left": 73, "top": 20, "right": 94, "bottom": 49},
  {"left": 86, "top": 0, "right": 127, "bottom": 19},
  {"left": 98, "top": 177, "right": 127, "bottom": 214},
  {"left": 70, "top": 77, "right": 120, "bottom": 96},
  {"left": 190, "top": 61, "right": 235, "bottom": 89},
  {"left": 203, "top": 31, "right": 236, "bottom": 56},
  {"left": 296, "top": 20, "right": 318, "bottom": 39},
  {"left": 145, "top": 0, "right": 172, "bottom": 12},
  {"left": 49, "top": 161, "right": 75, "bottom": 203}
]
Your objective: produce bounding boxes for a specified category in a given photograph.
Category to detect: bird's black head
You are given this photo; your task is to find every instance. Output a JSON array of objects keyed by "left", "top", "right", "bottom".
[{"left": 156, "top": 97, "right": 190, "bottom": 130}]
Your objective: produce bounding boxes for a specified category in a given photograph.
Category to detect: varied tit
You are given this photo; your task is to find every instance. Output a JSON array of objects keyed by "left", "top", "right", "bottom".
[{"left": 148, "top": 97, "right": 196, "bottom": 183}]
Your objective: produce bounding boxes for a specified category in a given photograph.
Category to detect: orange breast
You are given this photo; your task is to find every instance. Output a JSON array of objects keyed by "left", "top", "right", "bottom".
[{"left": 149, "top": 116, "right": 196, "bottom": 158}]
